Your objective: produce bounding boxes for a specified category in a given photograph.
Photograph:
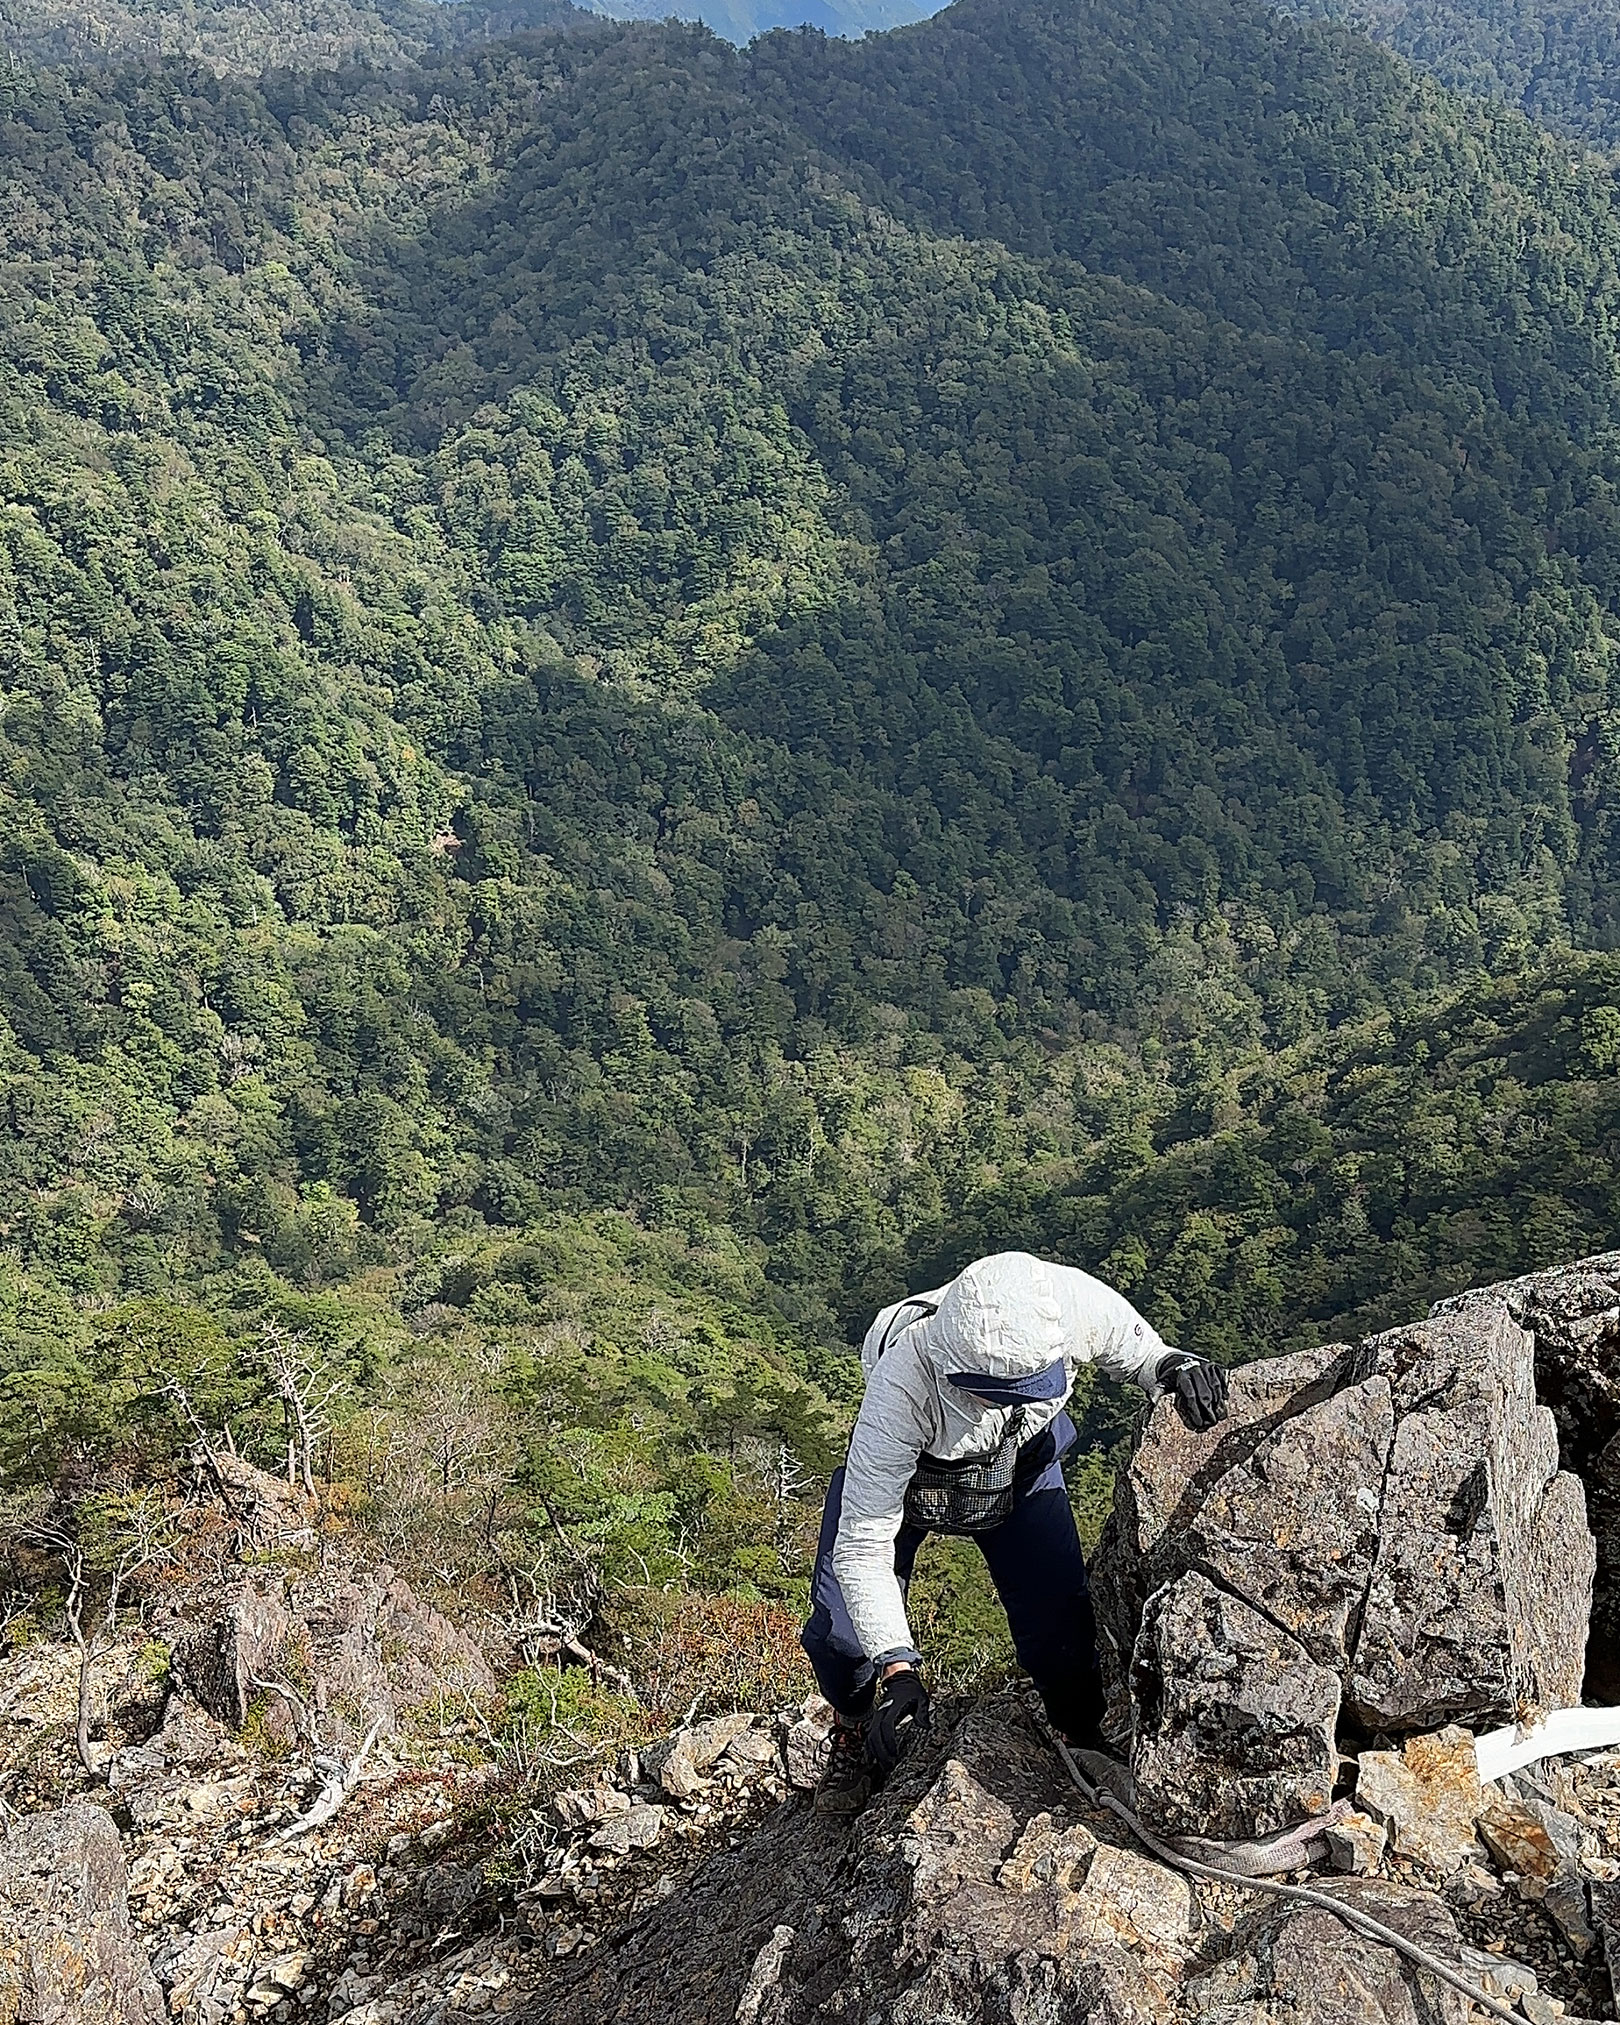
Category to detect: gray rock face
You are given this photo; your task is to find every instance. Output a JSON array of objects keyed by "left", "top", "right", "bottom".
[
  {"left": 1183, "top": 1876, "right": 1474, "bottom": 2025},
  {"left": 1351, "top": 1306, "right": 1591, "bottom": 1728},
  {"left": 1130, "top": 1572, "right": 1340, "bottom": 1841},
  {"left": 166, "top": 1468, "right": 494, "bottom": 1750},
  {"left": 526, "top": 1697, "right": 1489, "bottom": 2025},
  {"left": 1097, "top": 1298, "right": 1594, "bottom": 1837},
  {"left": 1434, "top": 1251, "right": 1620, "bottom": 1699},
  {"left": 539, "top": 1697, "right": 1183, "bottom": 2025},
  {"left": 0, "top": 1803, "right": 163, "bottom": 2025},
  {"left": 1091, "top": 1342, "right": 1348, "bottom": 1702},
  {"left": 1186, "top": 1374, "right": 1393, "bottom": 1670}
]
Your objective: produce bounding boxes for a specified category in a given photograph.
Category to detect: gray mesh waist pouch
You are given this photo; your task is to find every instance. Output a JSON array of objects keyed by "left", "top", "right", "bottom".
[{"left": 903, "top": 1408, "right": 1043, "bottom": 1535}]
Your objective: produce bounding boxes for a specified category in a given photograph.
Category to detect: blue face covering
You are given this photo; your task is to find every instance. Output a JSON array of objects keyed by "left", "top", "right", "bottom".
[{"left": 947, "top": 1357, "right": 1068, "bottom": 1406}]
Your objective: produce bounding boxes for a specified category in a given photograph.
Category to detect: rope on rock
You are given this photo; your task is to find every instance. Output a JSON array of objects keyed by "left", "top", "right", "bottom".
[
  {"left": 1167, "top": 1797, "right": 1353, "bottom": 1876},
  {"left": 1050, "top": 1736, "right": 1522, "bottom": 2025}
]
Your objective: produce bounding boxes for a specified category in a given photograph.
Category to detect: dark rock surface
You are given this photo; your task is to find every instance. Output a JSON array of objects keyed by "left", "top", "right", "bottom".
[
  {"left": 1184, "top": 1877, "right": 1474, "bottom": 2024},
  {"left": 1096, "top": 1296, "right": 1594, "bottom": 1836},
  {"left": 529, "top": 1697, "right": 1483, "bottom": 2025},
  {"left": 1434, "top": 1251, "right": 1620, "bottom": 1699},
  {"left": 1130, "top": 1571, "right": 1340, "bottom": 1840},
  {"left": 0, "top": 1802, "right": 164, "bottom": 2025}
]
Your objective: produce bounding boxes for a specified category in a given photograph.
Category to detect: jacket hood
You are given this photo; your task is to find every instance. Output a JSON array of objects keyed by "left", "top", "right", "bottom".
[{"left": 920, "top": 1251, "right": 1066, "bottom": 1379}]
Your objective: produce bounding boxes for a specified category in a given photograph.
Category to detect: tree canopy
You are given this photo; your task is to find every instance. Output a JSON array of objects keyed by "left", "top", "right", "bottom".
[{"left": 4, "top": 0, "right": 1620, "bottom": 1635}]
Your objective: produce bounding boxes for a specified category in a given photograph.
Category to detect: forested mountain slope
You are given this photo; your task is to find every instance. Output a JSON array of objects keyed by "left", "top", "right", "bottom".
[
  {"left": 0, "top": 0, "right": 584, "bottom": 77},
  {"left": 5, "top": 0, "right": 1620, "bottom": 1640},
  {"left": 1281, "top": 0, "right": 1620, "bottom": 149}
]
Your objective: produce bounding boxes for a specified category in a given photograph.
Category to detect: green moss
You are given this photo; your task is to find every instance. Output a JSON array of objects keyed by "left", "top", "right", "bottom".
[
  {"left": 239, "top": 1694, "right": 295, "bottom": 1761},
  {"left": 135, "top": 1638, "right": 172, "bottom": 1684},
  {"left": 500, "top": 1665, "right": 651, "bottom": 1756}
]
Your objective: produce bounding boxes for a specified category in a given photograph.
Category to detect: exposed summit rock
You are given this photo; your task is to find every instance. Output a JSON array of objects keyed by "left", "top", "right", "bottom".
[
  {"left": 1096, "top": 1295, "right": 1595, "bottom": 1837},
  {"left": 1091, "top": 1340, "right": 1350, "bottom": 1700},
  {"left": 532, "top": 1696, "right": 1485, "bottom": 2025},
  {"left": 1350, "top": 1303, "right": 1592, "bottom": 1731},
  {"left": 1130, "top": 1572, "right": 1340, "bottom": 1842},
  {"left": 1433, "top": 1251, "right": 1620, "bottom": 1699},
  {"left": 1182, "top": 1876, "right": 1476, "bottom": 2025}
]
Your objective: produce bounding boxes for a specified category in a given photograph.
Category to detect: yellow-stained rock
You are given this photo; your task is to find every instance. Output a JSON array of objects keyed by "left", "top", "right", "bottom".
[{"left": 1354, "top": 1726, "right": 1484, "bottom": 1875}]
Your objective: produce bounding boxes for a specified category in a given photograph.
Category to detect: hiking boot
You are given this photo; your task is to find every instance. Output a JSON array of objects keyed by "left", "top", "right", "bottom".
[{"left": 812, "top": 1720, "right": 874, "bottom": 1817}]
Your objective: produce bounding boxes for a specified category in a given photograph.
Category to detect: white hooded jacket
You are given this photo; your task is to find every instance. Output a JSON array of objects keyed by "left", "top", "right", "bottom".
[{"left": 830, "top": 1251, "right": 1169, "bottom": 1662}]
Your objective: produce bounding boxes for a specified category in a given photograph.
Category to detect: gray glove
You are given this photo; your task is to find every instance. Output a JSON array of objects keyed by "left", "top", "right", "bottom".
[{"left": 1155, "top": 1351, "right": 1229, "bottom": 1432}]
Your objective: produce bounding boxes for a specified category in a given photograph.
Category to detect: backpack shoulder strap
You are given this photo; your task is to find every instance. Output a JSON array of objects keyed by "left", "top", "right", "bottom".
[{"left": 874, "top": 1296, "right": 939, "bottom": 1361}]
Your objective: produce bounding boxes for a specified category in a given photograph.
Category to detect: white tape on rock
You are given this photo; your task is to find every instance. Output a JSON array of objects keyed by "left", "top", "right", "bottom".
[{"left": 1473, "top": 1706, "right": 1620, "bottom": 1784}]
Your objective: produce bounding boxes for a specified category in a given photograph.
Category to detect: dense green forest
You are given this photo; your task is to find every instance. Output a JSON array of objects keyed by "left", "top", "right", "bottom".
[
  {"left": 1283, "top": 0, "right": 1620, "bottom": 148},
  {"left": 0, "top": 0, "right": 585, "bottom": 77},
  {"left": 0, "top": 0, "right": 923, "bottom": 74},
  {"left": 5, "top": 0, "right": 1620, "bottom": 1686}
]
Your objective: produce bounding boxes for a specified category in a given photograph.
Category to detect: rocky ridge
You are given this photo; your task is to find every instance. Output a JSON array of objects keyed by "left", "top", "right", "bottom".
[
  {"left": 1093, "top": 1293, "right": 1597, "bottom": 1843},
  {"left": 5, "top": 1255, "right": 1620, "bottom": 2025}
]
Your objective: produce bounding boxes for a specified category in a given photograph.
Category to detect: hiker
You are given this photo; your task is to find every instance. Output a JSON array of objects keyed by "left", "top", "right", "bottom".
[{"left": 801, "top": 1249, "right": 1228, "bottom": 1815}]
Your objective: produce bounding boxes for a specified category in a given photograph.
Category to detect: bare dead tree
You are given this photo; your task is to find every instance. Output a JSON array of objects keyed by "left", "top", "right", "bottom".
[
  {"left": 344, "top": 1404, "right": 416, "bottom": 1499},
  {"left": 773, "top": 1439, "right": 813, "bottom": 1566},
  {"left": 276, "top": 1715, "right": 385, "bottom": 1843},
  {"left": 159, "top": 1373, "right": 246, "bottom": 1524},
  {"left": 16, "top": 1492, "right": 174, "bottom": 1776},
  {"left": 257, "top": 1323, "right": 348, "bottom": 1498},
  {"left": 494, "top": 1549, "right": 634, "bottom": 1694},
  {"left": 0, "top": 1587, "right": 29, "bottom": 1641}
]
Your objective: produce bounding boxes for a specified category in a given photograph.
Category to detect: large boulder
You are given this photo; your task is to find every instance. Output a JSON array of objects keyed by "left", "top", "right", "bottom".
[
  {"left": 1098, "top": 1300, "right": 1594, "bottom": 1839},
  {"left": 1090, "top": 1340, "right": 1350, "bottom": 1702},
  {"left": 0, "top": 1803, "right": 163, "bottom": 2025},
  {"left": 1350, "top": 1305, "right": 1592, "bottom": 1729},
  {"left": 1130, "top": 1572, "right": 1340, "bottom": 1841},
  {"left": 1433, "top": 1251, "right": 1620, "bottom": 1699}
]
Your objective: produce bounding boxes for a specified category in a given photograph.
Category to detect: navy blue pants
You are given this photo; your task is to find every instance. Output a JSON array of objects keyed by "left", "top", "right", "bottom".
[{"left": 799, "top": 1450, "right": 1107, "bottom": 1741}]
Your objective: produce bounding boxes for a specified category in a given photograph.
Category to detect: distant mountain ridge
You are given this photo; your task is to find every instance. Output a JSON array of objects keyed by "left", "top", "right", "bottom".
[
  {"left": 582, "top": 0, "right": 930, "bottom": 44},
  {"left": 0, "top": 0, "right": 588, "bottom": 72},
  {"left": 1280, "top": 0, "right": 1620, "bottom": 146},
  {"left": 0, "top": 0, "right": 927, "bottom": 65}
]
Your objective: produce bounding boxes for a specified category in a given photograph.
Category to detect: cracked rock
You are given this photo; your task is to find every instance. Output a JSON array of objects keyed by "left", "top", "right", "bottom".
[
  {"left": 1434, "top": 1252, "right": 1620, "bottom": 1699},
  {"left": 544, "top": 1696, "right": 1183, "bottom": 2025},
  {"left": 0, "top": 1803, "right": 164, "bottom": 2025},
  {"left": 1354, "top": 1726, "right": 1485, "bottom": 1875},
  {"left": 1183, "top": 1877, "right": 1475, "bottom": 2025},
  {"left": 1096, "top": 1296, "right": 1594, "bottom": 1842},
  {"left": 1184, "top": 1372, "right": 1394, "bottom": 1669},
  {"left": 1092, "top": 1341, "right": 1348, "bottom": 1704},
  {"left": 1130, "top": 1571, "right": 1340, "bottom": 1841},
  {"left": 1349, "top": 1306, "right": 1592, "bottom": 1730},
  {"left": 1478, "top": 1796, "right": 1579, "bottom": 1885}
]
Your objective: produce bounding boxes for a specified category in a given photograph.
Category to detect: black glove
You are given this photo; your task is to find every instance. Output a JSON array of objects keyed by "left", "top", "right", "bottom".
[
  {"left": 1156, "top": 1351, "right": 1229, "bottom": 1432},
  {"left": 866, "top": 1668, "right": 930, "bottom": 1777}
]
